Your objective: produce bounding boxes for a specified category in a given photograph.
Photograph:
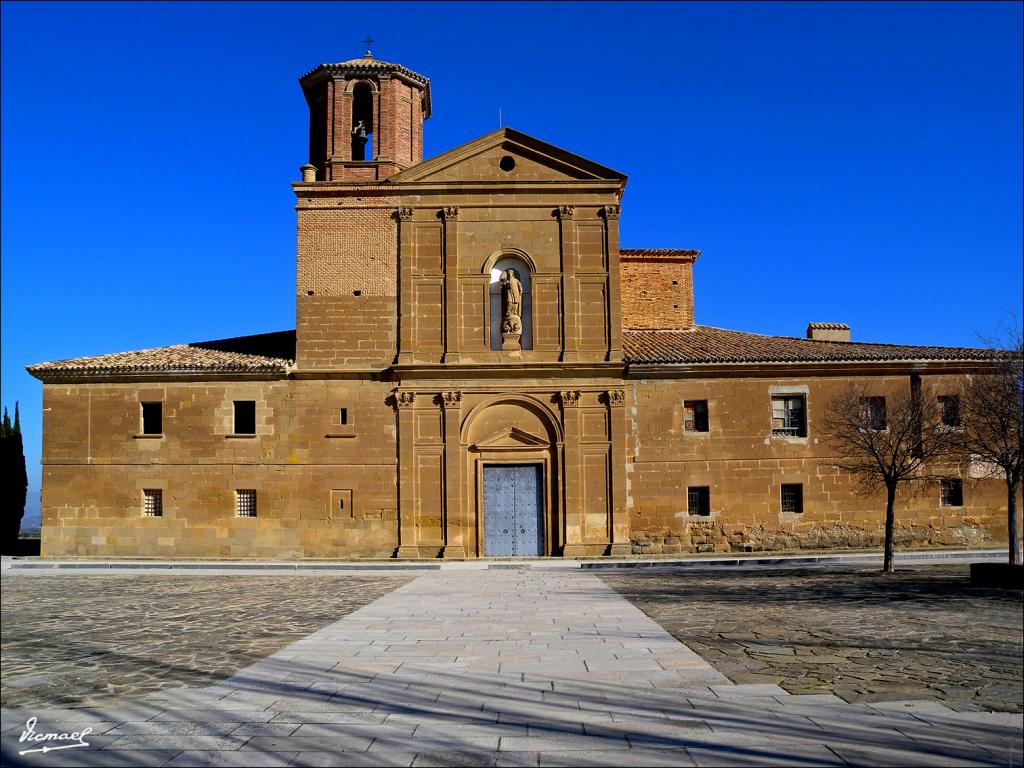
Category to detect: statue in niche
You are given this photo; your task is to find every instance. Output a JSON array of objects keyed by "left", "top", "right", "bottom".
[
  {"left": 351, "top": 120, "right": 368, "bottom": 161},
  {"left": 500, "top": 268, "right": 523, "bottom": 352}
]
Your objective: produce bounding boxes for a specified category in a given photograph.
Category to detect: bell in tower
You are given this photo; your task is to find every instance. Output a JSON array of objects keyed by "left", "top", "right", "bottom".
[{"left": 299, "top": 48, "right": 431, "bottom": 182}]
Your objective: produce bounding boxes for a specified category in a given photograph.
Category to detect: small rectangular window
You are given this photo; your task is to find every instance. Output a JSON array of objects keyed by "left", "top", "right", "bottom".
[
  {"left": 683, "top": 400, "right": 709, "bottom": 432},
  {"left": 143, "top": 489, "right": 163, "bottom": 517},
  {"left": 233, "top": 401, "right": 256, "bottom": 435},
  {"left": 141, "top": 402, "right": 162, "bottom": 435},
  {"left": 236, "top": 489, "right": 257, "bottom": 517},
  {"left": 938, "top": 395, "right": 961, "bottom": 428},
  {"left": 940, "top": 479, "right": 963, "bottom": 507},
  {"left": 687, "top": 486, "right": 710, "bottom": 516},
  {"left": 781, "top": 483, "right": 803, "bottom": 514},
  {"left": 860, "top": 397, "right": 887, "bottom": 430},
  {"left": 771, "top": 395, "right": 806, "bottom": 437},
  {"left": 340, "top": 408, "right": 349, "bottom": 426}
]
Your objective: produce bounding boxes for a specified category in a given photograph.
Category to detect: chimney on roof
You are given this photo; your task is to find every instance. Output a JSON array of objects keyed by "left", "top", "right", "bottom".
[{"left": 807, "top": 323, "right": 850, "bottom": 342}]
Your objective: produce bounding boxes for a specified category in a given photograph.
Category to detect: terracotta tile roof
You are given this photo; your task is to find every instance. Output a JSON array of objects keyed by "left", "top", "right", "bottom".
[
  {"left": 623, "top": 326, "right": 994, "bottom": 365},
  {"left": 28, "top": 331, "right": 295, "bottom": 378},
  {"left": 806, "top": 322, "right": 850, "bottom": 331},
  {"left": 620, "top": 249, "right": 700, "bottom": 260}
]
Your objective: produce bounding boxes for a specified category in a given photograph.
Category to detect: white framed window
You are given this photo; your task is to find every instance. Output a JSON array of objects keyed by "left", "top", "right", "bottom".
[{"left": 771, "top": 395, "right": 806, "bottom": 437}]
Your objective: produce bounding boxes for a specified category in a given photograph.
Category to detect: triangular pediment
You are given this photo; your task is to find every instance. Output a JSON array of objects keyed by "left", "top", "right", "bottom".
[
  {"left": 393, "top": 128, "right": 627, "bottom": 184},
  {"left": 472, "top": 426, "right": 550, "bottom": 450}
]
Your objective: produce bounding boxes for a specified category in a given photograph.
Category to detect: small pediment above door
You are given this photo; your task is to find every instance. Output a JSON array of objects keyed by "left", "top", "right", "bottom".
[
  {"left": 472, "top": 426, "right": 550, "bottom": 451},
  {"left": 392, "top": 127, "right": 627, "bottom": 184}
]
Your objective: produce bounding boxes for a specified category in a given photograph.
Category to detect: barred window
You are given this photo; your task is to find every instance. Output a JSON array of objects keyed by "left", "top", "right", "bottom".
[
  {"left": 940, "top": 479, "right": 963, "bottom": 508},
  {"left": 771, "top": 396, "right": 806, "bottom": 436},
  {"left": 687, "top": 486, "right": 710, "bottom": 516},
  {"left": 143, "top": 489, "right": 163, "bottom": 517},
  {"left": 236, "top": 489, "right": 257, "bottom": 517},
  {"left": 938, "top": 395, "right": 961, "bottom": 428},
  {"left": 683, "top": 400, "right": 709, "bottom": 432},
  {"left": 781, "top": 483, "right": 803, "bottom": 514}
]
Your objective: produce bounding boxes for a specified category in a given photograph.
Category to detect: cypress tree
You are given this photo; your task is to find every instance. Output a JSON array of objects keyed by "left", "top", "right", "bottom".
[{"left": 2, "top": 402, "right": 28, "bottom": 543}]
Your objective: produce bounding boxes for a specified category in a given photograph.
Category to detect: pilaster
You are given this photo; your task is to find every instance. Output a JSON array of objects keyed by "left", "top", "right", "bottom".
[
  {"left": 441, "top": 391, "right": 465, "bottom": 558},
  {"left": 395, "top": 391, "right": 419, "bottom": 558},
  {"left": 607, "top": 388, "right": 631, "bottom": 556},
  {"left": 557, "top": 206, "right": 579, "bottom": 363},
  {"left": 603, "top": 205, "right": 623, "bottom": 363},
  {"left": 397, "top": 207, "right": 415, "bottom": 364},
  {"left": 560, "top": 390, "right": 586, "bottom": 557},
  {"left": 442, "top": 207, "right": 461, "bottom": 364}
]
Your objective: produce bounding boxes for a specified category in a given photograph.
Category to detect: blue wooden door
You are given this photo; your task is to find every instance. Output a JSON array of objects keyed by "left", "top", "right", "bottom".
[{"left": 483, "top": 464, "right": 543, "bottom": 557}]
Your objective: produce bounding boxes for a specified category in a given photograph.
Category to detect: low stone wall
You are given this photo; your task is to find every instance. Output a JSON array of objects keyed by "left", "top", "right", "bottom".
[{"left": 630, "top": 520, "right": 996, "bottom": 555}]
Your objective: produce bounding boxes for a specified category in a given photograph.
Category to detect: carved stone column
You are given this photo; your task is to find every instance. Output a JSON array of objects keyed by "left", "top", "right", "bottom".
[
  {"left": 557, "top": 205, "right": 579, "bottom": 363},
  {"left": 395, "top": 391, "right": 419, "bottom": 558},
  {"left": 442, "top": 206, "right": 461, "bottom": 364},
  {"left": 603, "top": 205, "right": 623, "bottom": 363},
  {"left": 606, "top": 388, "right": 631, "bottom": 557},
  {"left": 440, "top": 390, "right": 465, "bottom": 558},
  {"left": 560, "top": 389, "right": 586, "bottom": 557},
  {"left": 397, "top": 207, "right": 415, "bottom": 364}
]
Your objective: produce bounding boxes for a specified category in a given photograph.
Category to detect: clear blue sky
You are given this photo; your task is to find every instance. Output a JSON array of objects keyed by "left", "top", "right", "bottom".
[{"left": 2, "top": 1, "right": 1022, "bottom": 521}]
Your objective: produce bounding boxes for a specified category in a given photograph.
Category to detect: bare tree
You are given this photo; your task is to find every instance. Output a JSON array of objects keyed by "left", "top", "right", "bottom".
[
  {"left": 822, "top": 382, "right": 958, "bottom": 573},
  {"left": 954, "top": 328, "right": 1023, "bottom": 565}
]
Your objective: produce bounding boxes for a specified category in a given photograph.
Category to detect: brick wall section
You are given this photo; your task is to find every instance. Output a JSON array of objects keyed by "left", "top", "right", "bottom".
[
  {"left": 620, "top": 252, "right": 697, "bottom": 330},
  {"left": 296, "top": 197, "right": 399, "bottom": 369}
]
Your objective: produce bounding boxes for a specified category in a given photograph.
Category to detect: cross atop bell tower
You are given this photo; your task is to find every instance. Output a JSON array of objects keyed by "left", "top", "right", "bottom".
[{"left": 299, "top": 52, "right": 431, "bottom": 182}]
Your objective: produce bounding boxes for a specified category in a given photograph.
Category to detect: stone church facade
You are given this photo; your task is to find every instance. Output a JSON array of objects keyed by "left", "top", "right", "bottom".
[{"left": 29, "top": 54, "right": 1008, "bottom": 559}]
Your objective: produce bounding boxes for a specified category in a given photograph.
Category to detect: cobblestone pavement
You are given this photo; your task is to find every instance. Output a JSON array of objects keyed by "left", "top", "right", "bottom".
[
  {"left": 0, "top": 574, "right": 410, "bottom": 709},
  {"left": 1, "top": 570, "right": 1020, "bottom": 767},
  {"left": 601, "top": 565, "right": 1024, "bottom": 713}
]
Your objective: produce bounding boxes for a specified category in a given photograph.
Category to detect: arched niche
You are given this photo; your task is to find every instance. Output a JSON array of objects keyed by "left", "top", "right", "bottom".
[{"left": 487, "top": 253, "right": 534, "bottom": 350}]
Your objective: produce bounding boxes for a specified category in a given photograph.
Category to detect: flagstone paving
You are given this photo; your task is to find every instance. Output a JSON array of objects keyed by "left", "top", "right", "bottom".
[
  {"left": 1, "top": 569, "right": 1021, "bottom": 767},
  {"left": 601, "top": 564, "right": 1024, "bottom": 713},
  {"left": 0, "top": 575, "right": 411, "bottom": 709}
]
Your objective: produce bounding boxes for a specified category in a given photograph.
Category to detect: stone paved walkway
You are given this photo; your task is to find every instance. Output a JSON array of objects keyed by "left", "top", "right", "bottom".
[
  {"left": 2, "top": 570, "right": 1021, "bottom": 767},
  {"left": 602, "top": 565, "right": 1024, "bottom": 712}
]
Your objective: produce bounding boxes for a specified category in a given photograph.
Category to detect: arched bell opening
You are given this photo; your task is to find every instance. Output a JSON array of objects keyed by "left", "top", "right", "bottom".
[{"left": 352, "top": 82, "right": 374, "bottom": 160}]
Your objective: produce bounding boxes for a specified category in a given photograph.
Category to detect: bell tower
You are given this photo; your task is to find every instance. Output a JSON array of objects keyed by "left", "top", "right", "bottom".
[{"left": 299, "top": 50, "right": 431, "bottom": 182}]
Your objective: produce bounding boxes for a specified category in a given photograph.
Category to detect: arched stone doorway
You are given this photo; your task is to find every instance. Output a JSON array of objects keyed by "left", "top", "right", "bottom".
[{"left": 461, "top": 395, "right": 563, "bottom": 557}]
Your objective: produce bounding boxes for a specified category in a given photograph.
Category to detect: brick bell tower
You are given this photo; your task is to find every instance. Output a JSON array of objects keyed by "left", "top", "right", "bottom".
[{"left": 299, "top": 48, "right": 431, "bottom": 182}]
